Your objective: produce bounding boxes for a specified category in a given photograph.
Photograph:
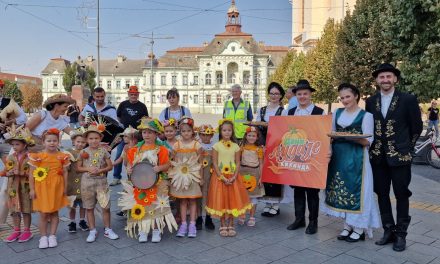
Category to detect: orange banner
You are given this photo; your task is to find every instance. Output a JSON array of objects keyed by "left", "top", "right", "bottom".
[{"left": 262, "top": 115, "right": 332, "bottom": 189}]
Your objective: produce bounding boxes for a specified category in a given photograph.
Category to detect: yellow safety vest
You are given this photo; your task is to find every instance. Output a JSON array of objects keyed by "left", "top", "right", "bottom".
[{"left": 223, "top": 100, "right": 250, "bottom": 139}]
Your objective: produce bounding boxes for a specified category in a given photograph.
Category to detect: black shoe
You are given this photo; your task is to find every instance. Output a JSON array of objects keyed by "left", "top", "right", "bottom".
[
  {"left": 205, "top": 215, "right": 215, "bottom": 230},
  {"left": 345, "top": 231, "right": 365, "bottom": 242},
  {"left": 78, "top": 220, "right": 89, "bottom": 231},
  {"left": 337, "top": 229, "right": 352, "bottom": 240},
  {"left": 305, "top": 220, "right": 318, "bottom": 234},
  {"left": 116, "top": 211, "right": 126, "bottom": 217},
  {"left": 195, "top": 216, "right": 203, "bottom": 230},
  {"left": 393, "top": 236, "right": 406, "bottom": 251},
  {"left": 287, "top": 217, "right": 306, "bottom": 230},
  {"left": 375, "top": 226, "right": 396, "bottom": 245},
  {"left": 68, "top": 222, "right": 77, "bottom": 233}
]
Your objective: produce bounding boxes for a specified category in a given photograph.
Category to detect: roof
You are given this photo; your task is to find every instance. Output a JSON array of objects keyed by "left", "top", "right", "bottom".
[
  {"left": 41, "top": 58, "right": 71, "bottom": 74},
  {"left": 0, "top": 72, "right": 42, "bottom": 86},
  {"left": 264, "top": 46, "right": 289, "bottom": 52},
  {"left": 167, "top": 47, "right": 205, "bottom": 53},
  {"left": 83, "top": 58, "right": 146, "bottom": 75}
]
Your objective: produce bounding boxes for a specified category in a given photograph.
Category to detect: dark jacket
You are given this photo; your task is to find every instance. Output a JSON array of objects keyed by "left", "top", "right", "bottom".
[{"left": 365, "top": 90, "right": 423, "bottom": 166}]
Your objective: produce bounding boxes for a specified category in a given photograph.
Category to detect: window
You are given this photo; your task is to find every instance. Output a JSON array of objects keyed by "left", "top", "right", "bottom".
[
  {"left": 193, "top": 76, "right": 198, "bottom": 85},
  {"left": 243, "top": 71, "right": 250, "bottom": 84},
  {"left": 134, "top": 79, "right": 139, "bottom": 87},
  {"left": 193, "top": 94, "right": 198, "bottom": 104},
  {"left": 53, "top": 80, "right": 58, "bottom": 88},
  {"left": 183, "top": 76, "right": 188, "bottom": 85},
  {"left": 99, "top": 81, "right": 102, "bottom": 87},
  {"left": 161, "top": 75, "right": 166, "bottom": 85},
  {"left": 244, "top": 93, "right": 250, "bottom": 102},
  {"left": 216, "top": 94, "right": 222, "bottom": 104},
  {"left": 216, "top": 72, "right": 223, "bottom": 85},
  {"left": 107, "top": 97, "right": 112, "bottom": 105},
  {"left": 160, "top": 95, "right": 166, "bottom": 103},
  {"left": 228, "top": 73, "right": 236, "bottom": 84},
  {"left": 254, "top": 72, "right": 261, "bottom": 85},
  {"left": 172, "top": 75, "right": 177, "bottom": 85},
  {"left": 107, "top": 80, "right": 111, "bottom": 89},
  {"left": 116, "top": 80, "right": 121, "bottom": 89},
  {"left": 183, "top": 95, "right": 188, "bottom": 104},
  {"left": 205, "top": 74, "right": 211, "bottom": 85},
  {"left": 126, "top": 82, "right": 130, "bottom": 89},
  {"left": 205, "top": 94, "right": 211, "bottom": 104}
]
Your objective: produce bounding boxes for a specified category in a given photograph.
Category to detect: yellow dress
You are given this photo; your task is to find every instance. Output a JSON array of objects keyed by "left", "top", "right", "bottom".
[{"left": 28, "top": 152, "right": 70, "bottom": 213}]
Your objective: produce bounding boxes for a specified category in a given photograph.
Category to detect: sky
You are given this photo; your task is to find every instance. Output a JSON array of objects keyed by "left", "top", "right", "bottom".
[{"left": 0, "top": 0, "right": 292, "bottom": 77}]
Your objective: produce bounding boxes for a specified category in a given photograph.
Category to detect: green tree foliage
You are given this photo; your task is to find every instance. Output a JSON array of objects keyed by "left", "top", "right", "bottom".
[
  {"left": 62, "top": 63, "right": 97, "bottom": 93},
  {"left": 333, "top": 0, "right": 393, "bottom": 98},
  {"left": 386, "top": 0, "right": 440, "bottom": 102},
  {"left": 304, "top": 19, "right": 339, "bottom": 112},
  {"left": 86, "top": 66, "right": 97, "bottom": 92},
  {"left": 269, "top": 50, "right": 295, "bottom": 85},
  {"left": 283, "top": 52, "right": 306, "bottom": 88},
  {"left": 3, "top": 80, "right": 23, "bottom": 105}
]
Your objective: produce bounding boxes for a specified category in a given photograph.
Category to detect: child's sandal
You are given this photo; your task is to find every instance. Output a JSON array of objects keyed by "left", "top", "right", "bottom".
[
  {"left": 227, "top": 227, "right": 236, "bottom": 237},
  {"left": 247, "top": 217, "right": 256, "bottom": 227},
  {"left": 238, "top": 217, "right": 245, "bottom": 226},
  {"left": 219, "top": 227, "right": 228, "bottom": 237}
]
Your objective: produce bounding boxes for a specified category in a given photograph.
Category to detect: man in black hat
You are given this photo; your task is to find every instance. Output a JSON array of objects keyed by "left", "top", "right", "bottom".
[
  {"left": 285, "top": 79, "right": 324, "bottom": 235},
  {"left": 366, "top": 63, "right": 423, "bottom": 252}
]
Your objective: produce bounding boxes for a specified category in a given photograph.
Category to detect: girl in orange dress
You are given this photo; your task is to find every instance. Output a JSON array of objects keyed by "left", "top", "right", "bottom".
[
  {"left": 28, "top": 128, "right": 70, "bottom": 249},
  {"left": 206, "top": 119, "right": 252, "bottom": 237}
]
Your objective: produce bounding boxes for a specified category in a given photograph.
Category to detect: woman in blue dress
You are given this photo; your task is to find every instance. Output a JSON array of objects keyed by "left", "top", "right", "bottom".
[{"left": 321, "top": 83, "right": 380, "bottom": 242}]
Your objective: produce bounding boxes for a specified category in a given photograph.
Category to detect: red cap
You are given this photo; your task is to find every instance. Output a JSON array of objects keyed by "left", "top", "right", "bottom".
[
  {"left": 0, "top": 79, "right": 4, "bottom": 87},
  {"left": 127, "top": 85, "right": 140, "bottom": 94}
]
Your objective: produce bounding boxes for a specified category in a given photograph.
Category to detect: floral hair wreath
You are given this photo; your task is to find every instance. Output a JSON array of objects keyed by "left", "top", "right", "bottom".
[
  {"left": 43, "top": 128, "right": 61, "bottom": 137},
  {"left": 178, "top": 116, "right": 194, "bottom": 128},
  {"left": 162, "top": 118, "right": 177, "bottom": 128},
  {"left": 218, "top": 118, "right": 233, "bottom": 127},
  {"left": 245, "top": 126, "right": 258, "bottom": 133},
  {"left": 198, "top": 124, "right": 215, "bottom": 135}
]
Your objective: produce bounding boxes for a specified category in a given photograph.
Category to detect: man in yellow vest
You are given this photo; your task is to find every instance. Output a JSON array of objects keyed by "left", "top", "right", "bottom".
[{"left": 223, "top": 84, "right": 253, "bottom": 142}]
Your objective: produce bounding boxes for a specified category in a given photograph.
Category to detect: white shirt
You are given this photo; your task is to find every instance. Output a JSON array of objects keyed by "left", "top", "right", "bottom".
[
  {"left": 31, "top": 110, "right": 70, "bottom": 137},
  {"left": 256, "top": 105, "right": 283, "bottom": 122},
  {"left": 0, "top": 97, "right": 27, "bottom": 125},
  {"left": 158, "top": 106, "right": 192, "bottom": 122},
  {"left": 282, "top": 103, "right": 324, "bottom": 116},
  {"left": 380, "top": 91, "right": 394, "bottom": 118},
  {"left": 80, "top": 102, "right": 118, "bottom": 121}
]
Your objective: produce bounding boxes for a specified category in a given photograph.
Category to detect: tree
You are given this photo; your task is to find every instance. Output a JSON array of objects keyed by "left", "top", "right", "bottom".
[
  {"left": 333, "top": 0, "right": 394, "bottom": 98},
  {"left": 3, "top": 80, "right": 23, "bottom": 105},
  {"left": 386, "top": 0, "right": 440, "bottom": 102},
  {"left": 304, "top": 19, "right": 339, "bottom": 112},
  {"left": 269, "top": 50, "right": 295, "bottom": 85},
  {"left": 62, "top": 63, "right": 97, "bottom": 93},
  {"left": 20, "top": 82, "right": 43, "bottom": 113},
  {"left": 283, "top": 52, "right": 306, "bottom": 88}
]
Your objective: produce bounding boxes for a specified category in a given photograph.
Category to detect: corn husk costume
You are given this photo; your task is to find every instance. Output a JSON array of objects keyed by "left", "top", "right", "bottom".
[
  {"left": 198, "top": 124, "right": 215, "bottom": 214},
  {"left": 119, "top": 117, "right": 177, "bottom": 238}
]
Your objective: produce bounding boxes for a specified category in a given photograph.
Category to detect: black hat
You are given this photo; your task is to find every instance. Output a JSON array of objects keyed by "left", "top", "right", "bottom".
[
  {"left": 293, "top": 79, "right": 316, "bottom": 93},
  {"left": 267, "top": 82, "right": 285, "bottom": 99},
  {"left": 372, "top": 63, "right": 401, "bottom": 78}
]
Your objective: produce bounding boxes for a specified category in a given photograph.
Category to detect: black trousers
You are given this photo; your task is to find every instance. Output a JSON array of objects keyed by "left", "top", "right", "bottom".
[
  {"left": 293, "top": 187, "right": 320, "bottom": 220},
  {"left": 371, "top": 159, "right": 412, "bottom": 226}
]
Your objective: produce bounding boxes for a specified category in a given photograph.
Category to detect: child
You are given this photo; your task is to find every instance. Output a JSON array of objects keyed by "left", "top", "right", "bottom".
[
  {"left": 76, "top": 123, "right": 118, "bottom": 243},
  {"left": 196, "top": 124, "right": 215, "bottom": 230},
  {"left": 28, "top": 128, "right": 71, "bottom": 249},
  {"left": 65, "top": 131, "right": 89, "bottom": 233},
  {"left": 238, "top": 126, "right": 265, "bottom": 227},
  {"left": 169, "top": 117, "right": 202, "bottom": 238},
  {"left": 2, "top": 125, "right": 34, "bottom": 243},
  {"left": 206, "top": 119, "right": 252, "bottom": 237},
  {"left": 121, "top": 117, "right": 177, "bottom": 243},
  {"left": 162, "top": 118, "right": 178, "bottom": 154}
]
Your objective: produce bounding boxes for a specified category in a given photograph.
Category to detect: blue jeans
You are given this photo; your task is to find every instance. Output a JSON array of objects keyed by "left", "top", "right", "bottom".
[
  {"left": 428, "top": 120, "right": 439, "bottom": 137},
  {"left": 112, "top": 141, "right": 126, "bottom": 180}
]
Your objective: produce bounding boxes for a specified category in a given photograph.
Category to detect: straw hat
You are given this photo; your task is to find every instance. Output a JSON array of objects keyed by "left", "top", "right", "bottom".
[
  {"left": 137, "top": 117, "right": 164, "bottom": 134},
  {"left": 4, "top": 124, "right": 35, "bottom": 146},
  {"left": 43, "top": 94, "right": 75, "bottom": 108}
]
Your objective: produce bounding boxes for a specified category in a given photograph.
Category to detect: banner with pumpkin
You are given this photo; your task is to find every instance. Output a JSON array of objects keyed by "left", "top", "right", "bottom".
[{"left": 262, "top": 115, "right": 332, "bottom": 189}]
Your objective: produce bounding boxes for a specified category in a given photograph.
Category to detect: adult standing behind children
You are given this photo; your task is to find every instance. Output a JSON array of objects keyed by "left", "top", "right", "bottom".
[
  {"left": 79, "top": 87, "right": 118, "bottom": 124},
  {"left": 111, "top": 86, "right": 149, "bottom": 186},
  {"left": 159, "top": 88, "right": 192, "bottom": 122}
]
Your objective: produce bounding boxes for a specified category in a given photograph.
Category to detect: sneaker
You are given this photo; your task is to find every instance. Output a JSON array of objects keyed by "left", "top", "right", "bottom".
[
  {"left": 195, "top": 216, "right": 203, "bottom": 230},
  {"left": 138, "top": 231, "right": 148, "bottom": 243},
  {"left": 151, "top": 229, "right": 161, "bottom": 243},
  {"left": 176, "top": 223, "right": 188, "bottom": 237},
  {"left": 18, "top": 230, "right": 33, "bottom": 243},
  {"left": 116, "top": 211, "right": 126, "bottom": 217},
  {"left": 104, "top": 228, "right": 119, "bottom": 240},
  {"left": 39, "top": 236, "right": 49, "bottom": 249},
  {"left": 48, "top": 235, "right": 57, "bottom": 248},
  {"left": 188, "top": 223, "right": 197, "bottom": 238},
  {"left": 78, "top": 220, "right": 89, "bottom": 231},
  {"left": 68, "top": 222, "right": 77, "bottom": 233},
  {"left": 109, "top": 179, "right": 121, "bottom": 186},
  {"left": 86, "top": 230, "right": 97, "bottom": 243},
  {"left": 4, "top": 230, "right": 20, "bottom": 243}
]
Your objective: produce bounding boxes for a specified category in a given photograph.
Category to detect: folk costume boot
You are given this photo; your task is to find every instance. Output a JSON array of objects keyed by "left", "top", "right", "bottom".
[
  {"left": 205, "top": 215, "right": 215, "bottom": 230},
  {"left": 196, "top": 216, "right": 203, "bottom": 230},
  {"left": 393, "top": 217, "right": 411, "bottom": 252},
  {"left": 287, "top": 197, "right": 306, "bottom": 230},
  {"left": 376, "top": 214, "right": 396, "bottom": 246},
  {"left": 305, "top": 198, "right": 319, "bottom": 235}
]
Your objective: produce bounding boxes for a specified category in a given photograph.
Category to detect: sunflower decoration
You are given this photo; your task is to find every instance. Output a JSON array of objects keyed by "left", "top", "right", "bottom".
[
  {"left": 153, "top": 194, "right": 171, "bottom": 212},
  {"left": 33, "top": 167, "right": 48, "bottom": 182},
  {"left": 92, "top": 159, "right": 98, "bottom": 165},
  {"left": 220, "top": 163, "right": 234, "bottom": 175},
  {"left": 76, "top": 189, "right": 81, "bottom": 194},
  {"left": 133, "top": 187, "right": 157, "bottom": 206},
  {"left": 74, "top": 178, "right": 80, "bottom": 183},
  {"left": 6, "top": 160, "right": 14, "bottom": 171},
  {"left": 231, "top": 209, "right": 240, "bottom": 217},
  {"left": 169, "top": 155, "right": 201, "bottom": 191},
  {"left": 198, "top": 124, "right": 215, "bottom": 135},
  {"left": 94, "top": 152, "right": 100, "bottom": 158},
  {"left": 221, "top": 140, "right": 232, "bottom": 148},
  {"left": 202, "top": 159, "right": 209, "bottom": 168},
  {"left": 130, "top": 204, "right": 146, "bottom": 220},
  {"left": 9, "top": 189, "right": 16, "bottom": 198}
]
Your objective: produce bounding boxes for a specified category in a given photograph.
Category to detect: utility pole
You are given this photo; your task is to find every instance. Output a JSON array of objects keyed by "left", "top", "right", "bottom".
[{"left": 96, "top": 0, "right": 100, "bottom": 87}]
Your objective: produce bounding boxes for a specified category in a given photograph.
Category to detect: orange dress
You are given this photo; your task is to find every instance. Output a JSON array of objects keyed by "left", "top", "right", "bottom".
[
  {"left": 206, "top": 140, "right": 252, "bottom": 218},
  {"left": 28, "top": 152, "right": 70, "bottom": 213}
]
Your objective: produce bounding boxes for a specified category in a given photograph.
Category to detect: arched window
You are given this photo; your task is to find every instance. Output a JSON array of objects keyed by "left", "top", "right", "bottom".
[
  {"left": 205, "top": 74, "right": 212, "bottom": 85},
  {"left": 216, "top": 72, "right": 223, "bottom": 85}
]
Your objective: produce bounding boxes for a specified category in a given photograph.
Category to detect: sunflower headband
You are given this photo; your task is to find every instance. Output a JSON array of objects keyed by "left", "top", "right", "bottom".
[
  {"left": 198, "top": 124, "right": 215, "bottom": 135},
  {"left": 162, "top": 118, "right": 177, "bottom": 128},
  {"left": 218, "top": 118, "right": 233, "bottom": 126}
]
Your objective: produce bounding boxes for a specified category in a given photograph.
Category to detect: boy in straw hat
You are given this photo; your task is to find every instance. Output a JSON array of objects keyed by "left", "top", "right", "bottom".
[
  {"left": 1, "top": 125, "right": 34, "bottom": 243},
  {"left": 76, "top": 122, "right": 119, "bottom": 243}
]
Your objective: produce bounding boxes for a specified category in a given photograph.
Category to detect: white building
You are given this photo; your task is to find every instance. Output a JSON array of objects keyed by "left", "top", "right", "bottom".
[
  {"left": 291, "top": 0, "right": 356, "bottom": 52},
  {"left": 41, "top": 0, "right": 288, "bottom": 115}
]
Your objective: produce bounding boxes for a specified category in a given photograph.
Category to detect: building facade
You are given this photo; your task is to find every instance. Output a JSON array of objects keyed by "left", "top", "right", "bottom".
[
  {"left": 291, "top": 0, "right": 356, "bottom": 52},
  {"left": 41, "top": 0, "right": 288, "bottom": 115}
]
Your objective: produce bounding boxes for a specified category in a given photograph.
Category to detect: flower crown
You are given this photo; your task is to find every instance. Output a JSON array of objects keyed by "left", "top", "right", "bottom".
[
  {"left": 198, "top": 124, "right": 215, "bottom": 135},
  {"left": 179, "top": 116, "right": 194, "bottom": 128},
  {"left": 162, "top": 118, "right": 177, "bottom": 128},
  {"left": 218, "top": 118, "right": 233, "bottom": 127},
  {"left": 245, "top": 126, "right": 258, "bottom": 133}
]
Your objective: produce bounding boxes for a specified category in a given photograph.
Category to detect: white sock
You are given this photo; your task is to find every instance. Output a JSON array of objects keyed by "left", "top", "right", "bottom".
[
  {"left": 350, "top": 228, "right": 363, "bottom": 239},
  {"left": 89, "top": 228, "right": 97, "bottom": 233}
]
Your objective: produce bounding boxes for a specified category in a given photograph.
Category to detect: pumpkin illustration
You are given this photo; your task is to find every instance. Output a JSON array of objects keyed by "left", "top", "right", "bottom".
[
  {"left": 242, "top": 174, "right": 257, "bottom": 192},
  {"left": 281, "top": 127, "right": 307, "bottom": 146}
]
